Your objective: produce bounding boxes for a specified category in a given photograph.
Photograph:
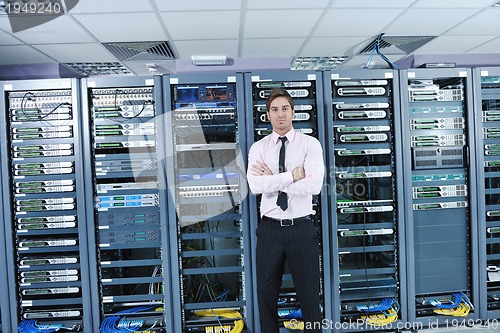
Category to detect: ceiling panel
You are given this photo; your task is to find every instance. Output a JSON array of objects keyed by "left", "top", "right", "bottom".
[
  {"left": 1, "top": 15, "right": 94, "bottom": 44},
  {"left": 244, "top": 10, "right": 323, "bottom": 38},
  {"left": 412, "top": 0, "right": 497, "bottom": 8},
  {"left": 300, "top": 36, "right": 372, "bottom": 57},
  {"left": 445, "top": 9, "right": 500, "bottom": 36},
  {"left": 247, "top": 0, "right": 329, "bottom": 9},
  {"left": 331, "top": 0, "right": 415, "bottom": 8},
  {"left": 0, "top": 30, "right": 23, "bottom": 45},
  {"left": 174, "top": 39, "right": 239, "bottom": 59},
  {"left": 161, "top": 11, "right": 240, "bottom": 40},
  {"left": 1, "top": 2, "right": 500, "bottom": 70},
  {"left": 467, "top": 37, "right": 500, "bottom": 53},
  {"left": 314, "top": 9, "right": 405, "bottom": 37},
  {"left": 71, "top": 0, "right": 154, "bottom": 13},
  {"left": 74, "top": 13, "right": 167, "bottom": 42},
  {"left": 33, "top": 43, "right": 117, "bottom": 62},
  {"left": 0, "top": 45, "right": 53, "bottom": 64},
  {"left": 384, "top": 8, "right": 482, "bottom": 35},
  {"left": 241, "top": 38, "right": 305, "bottom": 58},
  {"left": 154, "top": 0, "right": 241, "bottom": 11},
  {"left": 0, "top": 16, "right": 13, "bottom": 31},
  {"left": 413, "top": 35, "right": 495, "bottom": 54}
]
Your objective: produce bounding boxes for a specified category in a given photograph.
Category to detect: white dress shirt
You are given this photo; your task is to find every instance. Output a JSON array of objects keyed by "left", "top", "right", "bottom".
[{"left": 247, "top": 128, "right": 325, "bottom": 219}]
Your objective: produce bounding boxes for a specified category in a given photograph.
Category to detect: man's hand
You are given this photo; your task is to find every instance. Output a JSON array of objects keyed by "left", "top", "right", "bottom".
[
  {"left": 292, "top": 166, "right": 305, "bottom": 181},
  {"left": 251, "top": 161, "right": 272, "bottom": 176}
]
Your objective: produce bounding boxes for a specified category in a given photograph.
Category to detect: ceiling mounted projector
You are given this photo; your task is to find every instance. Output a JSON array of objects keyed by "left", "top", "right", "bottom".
[{"left": 191, "top": 55, "right": 228, "bottom": 66}]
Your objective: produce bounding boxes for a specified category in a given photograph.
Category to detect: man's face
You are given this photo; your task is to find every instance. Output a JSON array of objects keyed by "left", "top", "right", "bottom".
[{"left": 267, "top": 96, "right": 294, "bottom": 134}]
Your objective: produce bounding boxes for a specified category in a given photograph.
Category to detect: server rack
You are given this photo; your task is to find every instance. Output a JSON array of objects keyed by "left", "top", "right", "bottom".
[
  {"left": 0, "top": 145, "right": 9, "bottom": 333},
  {"left": 164, "top": 73, "right": 252, "bottom": 333},
  {"left": 81, "top": 76, "right": 172, "bottom": 332},
  {"left": 324, "top": 70, "right": 406, "bottom": 331},
  {"left": 400, "top": 68, "right": 479, "bottom": 324},
  {"left": 243, "top": 70, "right": 332, "bottom": 332},
  {"left": 473, "top": 67, "right": 500, "bottom": 320},
  {"left": 0, "top": 79, "right": 92, "bottom": 331}
]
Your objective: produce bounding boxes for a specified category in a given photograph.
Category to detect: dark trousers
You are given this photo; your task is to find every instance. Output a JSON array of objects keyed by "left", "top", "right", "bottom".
[{"left": 256, "top": 218, "right": 322, "bottom": 333}]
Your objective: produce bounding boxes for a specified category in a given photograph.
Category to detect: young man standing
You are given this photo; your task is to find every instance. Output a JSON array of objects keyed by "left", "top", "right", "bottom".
[{"left": 247, "top": 88, "right": 325, "bottom": 332}]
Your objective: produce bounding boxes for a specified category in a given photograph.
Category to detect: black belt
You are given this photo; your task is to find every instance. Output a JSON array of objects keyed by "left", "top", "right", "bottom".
[{"left": 261, "top": 214, "right": 314, "bottom": 227}]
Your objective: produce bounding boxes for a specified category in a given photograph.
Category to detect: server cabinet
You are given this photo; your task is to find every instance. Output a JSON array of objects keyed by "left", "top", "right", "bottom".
[
  {"left": 81, "top": 77, "right": 172, "bottom": 332},
  {"left": 0, "top": 79, "right": 92, "bottom": 331},
  {"left": 400, "top": 68, "right": 479, "bottom": 323},
  {"left": 244, "top": 70, "right": 332, "bottom": 331},
  {"left": 164, "top": 73, "right": 252, "bottom": 332},
  {"left": 324, "top": 70, "right": 406, "bottom": 331},
  {"left": 473, "top": 67, "right": 500, "bottom": 320},
  {"left": 0, "top": 145, "right": 9, "bottom": 333}
]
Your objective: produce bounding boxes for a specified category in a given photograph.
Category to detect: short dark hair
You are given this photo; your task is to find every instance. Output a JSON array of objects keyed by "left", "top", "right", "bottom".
[{"left": 266, "top": 88, "right": 294, "bottom": 111}]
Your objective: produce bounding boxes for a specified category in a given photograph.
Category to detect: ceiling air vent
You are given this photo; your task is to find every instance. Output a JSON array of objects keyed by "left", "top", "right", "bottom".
[
  {"left": 358, "top": 35, "right": 436, "bottom": 55},
  {"left": 102, "top": 41, "right": 177, "bottom": 61},
  {"left": 62, "top": 62, "right": 132, "bottom": 76}
]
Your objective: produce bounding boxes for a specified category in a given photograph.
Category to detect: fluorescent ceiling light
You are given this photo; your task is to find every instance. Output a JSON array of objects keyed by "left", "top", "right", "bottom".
[{"left": 191, "top": 55, "right": 227, "bottom": 66}]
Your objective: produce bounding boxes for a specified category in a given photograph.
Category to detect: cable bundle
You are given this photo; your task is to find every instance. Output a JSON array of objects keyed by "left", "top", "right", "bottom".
[
  {"left": 99, "top": 305, "right": 159, "bottom": 333},
  {"left": 362, "top": 33, "right": 399, "bottom": 69},
  {"left": 431, "top": 292, "right": 474, "bottom": 317},
  {"left": 278, "top": 308, "right": 302, "bottom": 319},
  {"left": 18, "top": 320, "right": 76, "bottom": 333},
  {"left": 357, "top": 298, "right": 399, "bottom": 326},
  {"left": 193, "top": 309, "right": 244, "bottom": 333},
  {"left": 283, "top": 320, "right": 304, "bottom": 330}
]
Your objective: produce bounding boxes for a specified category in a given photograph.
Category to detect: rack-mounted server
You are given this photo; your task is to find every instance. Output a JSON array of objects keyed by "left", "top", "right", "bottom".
[
  {"left": 474, "top": 68, "right": 500, "bottom": 321},
  {"left": 325, "top": 70, "right": 406, "bottom": 332},
  {"left": 244, "top": 70, "right": 332, "bottom": 332},
  {"left": 81, "top": 77, "right": 171, "bottom": 333},
  {"left": 400, "top": 69, "right": 479, "bottom": 324},
  {"left": 164, "top": 73, "right": 252, "bottom": 333},
  {"left": 0, "top": 79, "right": 92, "bottom": 332}
]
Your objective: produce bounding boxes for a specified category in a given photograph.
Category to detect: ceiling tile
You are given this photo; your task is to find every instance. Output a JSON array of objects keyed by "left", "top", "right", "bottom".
[
  {"left": 384, "top": 8, "right": 481, "bottom": 35},
  {"left": 244, "top": 10, "right": 323, "bottom": 38},
  {"left": 161, "top": 11, "right": 240, "bottom": 40},
  {"left": 71, "top": 0, "right": 154, "bottom": 13},
  {"left": 445, "top": 9, "right": 500, "bottom": 36},
  {"left": 155, "top": 0, "right": 241, "bottom": 11},
  {"left": 412, "top": 0, "right": 497, "bottom": 8},
  {"left": 413, "top": 35, "right": 495, "bottom": 54},
  {"left": 241, "top": 38, "right": 305, "bottom": 58},
  {"left": 0, "top": 17, "right": 13, "bottom": 31},
  {"left": 301, "top": 37, "right": 372, "bottom": 57},
  {"left": 314, "top": 9, "right": 405, "bottom": 37},
  {"left": 0, "top": 30, "right": 23, "bottom": 45},
  {"left": 0, "top": 45, "right": 53, "bottom": 64},
  {"left": 331, "top": 0, "right": 415, "bottom": 8},
  {"left": 247, "top": 0, "right": 329, "bottom": 9},
  {"left": 33, "top": 43, "right": 117, "bottom": 62},
  {"left": 174, "top": 40, "right": 239, "bottom": 59},
  {"left": 74, "top": 13, "right": 167, "bottom": 42},
  {"left": 2, "top": 15, "right": 95, "bottom": 43},
  {"left": 468, "top": 37, "right": 500, "bottom": 53}
]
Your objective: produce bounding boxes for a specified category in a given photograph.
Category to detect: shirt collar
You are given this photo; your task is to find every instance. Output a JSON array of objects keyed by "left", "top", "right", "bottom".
[{"left": 271, "top": 127, "right": 295, "bottom": 144}]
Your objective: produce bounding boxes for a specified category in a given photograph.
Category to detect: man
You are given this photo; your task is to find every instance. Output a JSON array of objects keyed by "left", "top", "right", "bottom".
[{"left": 247, "top": 88, "right": 325, "bottom": 333}]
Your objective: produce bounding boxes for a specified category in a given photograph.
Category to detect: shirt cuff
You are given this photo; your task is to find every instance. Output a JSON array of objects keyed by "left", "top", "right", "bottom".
[{"left": 281, "top": 172, "right": 294, "bottom": 187}]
